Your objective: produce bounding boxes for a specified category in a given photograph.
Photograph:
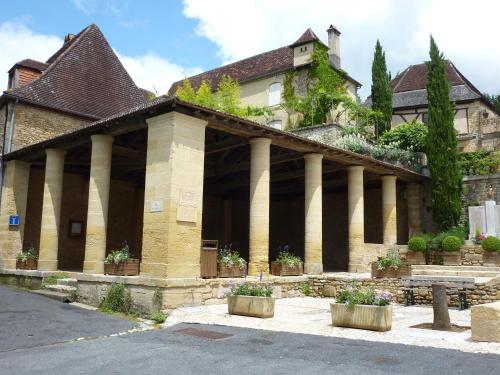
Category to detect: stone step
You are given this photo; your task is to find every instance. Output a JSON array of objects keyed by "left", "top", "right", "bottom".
[
  {"left": 412, "top": 270, "right": 500, "bottom": 277},
  {"left": 31, "top": 289, "right": 73, "bottom": 303},
  {"left": 411, "top": 265, "right": 500, "bottom": 272},
  {"left": 44, "top": 284, "right": 77, "bottom": 293},
  {"left": 56, "top": 278, "right": 78, "bottom": 287}
]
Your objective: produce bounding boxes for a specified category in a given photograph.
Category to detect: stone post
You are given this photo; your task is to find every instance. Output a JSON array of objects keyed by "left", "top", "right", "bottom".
[
  {"left": 83, "top": 135, "right": 113, "bottom": 274},
  {"left": 0, "top": 161, "right": 30, "bottom": 269},
  {"left": 38, "top": 149, "right": 66, "bottom": 271},
  {"left": 248, "top": 137, "right": 271, "bottom": 276},
  {"left": 381, "top": 175, "right": 397, "bottom": 245},
  {"left": 347, "top": 165, "right": 365, "bottom": 272},
  {"left": 407, "top": 183, "right": 422, "bottom": 237},
  {"left": 141, "top": 112, "right": 207, "bottom": 278},
  {"left": 304, "top": 153, "right": 323, "bottom": 274}
]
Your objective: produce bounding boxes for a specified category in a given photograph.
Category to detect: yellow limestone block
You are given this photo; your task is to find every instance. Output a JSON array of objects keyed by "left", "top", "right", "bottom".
[
  {"left": 347, "top": 165, "right": 365, "bottom": 272},
  {"left": 381, "top": 175, "right": 397, "bottom": 245},
  {"left": 304, "top": 153, "right": 323, "bottom": 274}
]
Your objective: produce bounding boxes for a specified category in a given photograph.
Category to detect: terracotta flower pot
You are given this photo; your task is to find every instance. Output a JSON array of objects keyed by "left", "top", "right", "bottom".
[
  {"left": 330, "top": 303, "right": 392, "bottom": 331},
  {"left": 227, "top": 295, "right": 275, "bottom": 318},
  {"left": 16, "top": 258, "right": 38, "bottom": 270},
  {"left": 270, "top": 262, "right": 303, "bottom": 276}
]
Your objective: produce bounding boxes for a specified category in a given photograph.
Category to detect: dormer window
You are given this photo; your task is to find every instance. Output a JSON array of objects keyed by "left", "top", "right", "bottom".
[
  {"left": 268, "top": 82, "right": 281, "bottom": 106},
  {"left": 300, "top": 46, "right": 308, "bottom": 53}
]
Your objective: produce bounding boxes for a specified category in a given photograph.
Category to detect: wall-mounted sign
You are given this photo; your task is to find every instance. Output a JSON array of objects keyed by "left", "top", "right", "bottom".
[
  {"left": 69, "top": 220, "right": 84, "bottom": 237},
  {"left": 8, "top": 215, "right": 20, "bottom": 226}
]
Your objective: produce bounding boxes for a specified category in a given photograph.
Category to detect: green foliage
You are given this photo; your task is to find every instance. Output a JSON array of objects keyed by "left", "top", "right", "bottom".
[
  {"left": 379, "top": 121, "right": 428, "bottom": 152},
  {"left": 481, "top": 236, "right": 500, "bottom": 252},
  {"left": 218, "top": 245, "right": 247, "bottom": 269},
  {"left": 459, "top": 149, "right": 499, "bottom": 176},
  {"left": 151, "top": 311, "right": 166, "bottom": 324},
  {"left": 374, "top": 247, "right": 401, "bottom": 270},
  {"left": 425, "top": 36, "right": 462, "bottom": 230},
  {"left": 42, "top": 273, "right": 69, "bottom": 286},
  {"left": 104, "top": 242, "right": 131, "bottom": 265},
  {"left": 370, "top": 40, "right": 393, "bottom": 137},
  {"left": 229, "top": 282, "right": 273, "bottom": 297},
  {"left": 275, "top": 247, "right": 302, "bottom": 267},
  {"left": 99, "top": 283, "right": 132, "bottom": 313},
  {"left": 408, "top": 236, "right": 427, "bottom": 252},
  {"left": 175, "top": 78, "right": 196, "bottom": 102},
  {"left": 16, "top": 245, "right": 38, "bottom": 261},
  {"left": 336, "top": 281, "right": 392, "bottom": 307},
  {"left": 484, "top": 93, "right": 500, "bottom": 113},
  {"left": 442, "top": 235, "right": 462, "bottom": 252},
  {"left": 300, "top": 282, "right": 311, "bottom": 296}
]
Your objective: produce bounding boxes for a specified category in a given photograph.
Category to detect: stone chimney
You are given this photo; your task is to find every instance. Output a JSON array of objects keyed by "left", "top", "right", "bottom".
[
  {"left": 64, "top": 33, "right": 75, "bottom": 43},
  {"left": 327, "top": 24, "right": 341, "bottom": 69}
]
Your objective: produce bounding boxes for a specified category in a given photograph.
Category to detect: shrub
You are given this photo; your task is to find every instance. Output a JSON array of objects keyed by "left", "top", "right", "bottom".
[
  {"left": 442, "top": 236, "right": 461, "bottom": 252},
  {"left": 100, "top": 283, "right": 132, "bottom": 313},
  {"left": 228, "top": 282, "right": 272, "bottom": 297},
  {"left": 300, "top": 282, "right": 311, "bottom": 296},
  {"left": 459, "top": 149, "right": 499, "bottom": 176},
  {"left": 408, "top": 236, "right": 427, "bottom": 252},
  {"left": 379, "top": 120, "right": 428, "bottom": 152},
  {"left": 151, "top": 311, "right": 166, "bottom": 324},
  {"left": 481, "top": 236, "right": 500, "bottom": 252}
]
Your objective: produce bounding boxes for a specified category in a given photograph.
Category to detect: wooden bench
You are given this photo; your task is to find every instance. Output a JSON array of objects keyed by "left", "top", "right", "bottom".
[{"left": 401, "top": 276, "right": 475, "bottom": 310}]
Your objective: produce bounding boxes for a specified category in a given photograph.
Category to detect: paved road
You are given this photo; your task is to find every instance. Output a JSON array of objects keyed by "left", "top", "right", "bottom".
[{"left": 1, "top": 286, "right": 499, "bottom": 374}]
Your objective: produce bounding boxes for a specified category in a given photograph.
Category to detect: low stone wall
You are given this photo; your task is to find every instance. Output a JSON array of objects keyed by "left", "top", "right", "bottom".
[{"left": 462, "top": 245, "right": 484, "bottom": 266}]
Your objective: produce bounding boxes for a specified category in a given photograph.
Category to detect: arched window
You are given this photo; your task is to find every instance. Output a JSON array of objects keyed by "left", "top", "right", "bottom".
[
  {"left": 268, "top": 82, "right": 281, "bottom": 106},
  {"left": 268, "top": 120, "right": 282, "bottom": 130}
]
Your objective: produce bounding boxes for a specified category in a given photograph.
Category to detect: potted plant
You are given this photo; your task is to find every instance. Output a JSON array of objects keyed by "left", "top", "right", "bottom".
[
  {"left": 406, "top": 236, "right": 427, "bottom": 265},
  {"left": 16, "top": 245, "right": 38, "bottom": 270},
  {"left": 331, "top": 281, "right": 393, "bottom": 331},
  {"left": 218, "top": 245, "right": 247, "bottom": 278},
  {"left": 227, "top": 282, "right": 275, "bottom": 318},
  {"left": 271, "top": 246, "right": 303, "bottom": 276},
  {"left": 481, "top": 236, "right": 500, "bottom": 266},
  {"left": 371, "top": 247, "right": 410, "bottom": 278},
  {"left": 441, "top": 235, "right": 462, "bottom": 265},
  {"left": 104, "top": 242, "right": 140, "bottom": 276}
]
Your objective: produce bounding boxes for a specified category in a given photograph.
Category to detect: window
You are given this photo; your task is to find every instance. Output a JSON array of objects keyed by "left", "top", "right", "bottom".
[
  {"left": 268, "top": 82, "right": 281, "bottom": 106},
  {"left": 300, "top": 46, "right": 308, "bottom": 53},
  {"left": 268, "top": 120, "right": 282, "bottom": 130}
]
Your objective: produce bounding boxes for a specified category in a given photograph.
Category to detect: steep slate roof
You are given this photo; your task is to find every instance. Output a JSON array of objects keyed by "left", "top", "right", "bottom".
[
  {"left": 168, "top": 28, "right": 359, "bottom": 95},
  {"left": 4, "top": 24, "right": 149, "bottom": 119},
  {"left": 8, "top": 59, "right": 48, "bottom": 73}
]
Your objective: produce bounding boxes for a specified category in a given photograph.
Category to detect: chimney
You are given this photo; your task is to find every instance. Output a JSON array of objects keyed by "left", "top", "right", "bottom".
[
  {"left": 64, "top": 33, "right": 75, "bottom": 43},
  {"left": 327, "top": 24, "right": 341, "bottom": 69}
]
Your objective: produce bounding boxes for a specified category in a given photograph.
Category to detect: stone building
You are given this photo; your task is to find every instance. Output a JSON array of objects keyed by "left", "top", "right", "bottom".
[
  {"left": 0, "top": 23, "right": 429, "bottom": 280},
  {"left": 388, "top": 61, "right": 500, "bottom": 152},
  {"left": 169, "top": 26, "right": 361, "bottom": 130}
]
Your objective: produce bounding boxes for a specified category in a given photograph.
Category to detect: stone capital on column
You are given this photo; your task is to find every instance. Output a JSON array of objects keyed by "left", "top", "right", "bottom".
[
  {"left": 381, "top": 175, "right": 397, "bottom": 245},
  {"left": 347, "top": 165, "right": 365, "bottom": 272},
  {"left": 304, "top": 153, "right": 323, "bottom": 274}
]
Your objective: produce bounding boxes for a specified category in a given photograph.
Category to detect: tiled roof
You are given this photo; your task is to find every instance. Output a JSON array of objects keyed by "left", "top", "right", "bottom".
[
  {"left": 8, "top": 59, "right": 48, "bottom": 73},
  {"left": 289, "top": 28, "right": 320, "bottom": 47},
  {"left": 5, "top": 24, "right": 149, "bottom": 119}
]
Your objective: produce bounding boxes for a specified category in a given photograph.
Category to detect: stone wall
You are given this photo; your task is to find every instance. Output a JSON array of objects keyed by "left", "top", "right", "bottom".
[{"left": 462, "top": 245, "right": 484, "bottom": 266}]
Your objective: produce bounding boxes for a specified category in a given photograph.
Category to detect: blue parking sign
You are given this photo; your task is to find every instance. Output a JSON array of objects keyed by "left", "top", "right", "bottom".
[{"left": 8, "top": 215, "right": 20, "bottom": 226}]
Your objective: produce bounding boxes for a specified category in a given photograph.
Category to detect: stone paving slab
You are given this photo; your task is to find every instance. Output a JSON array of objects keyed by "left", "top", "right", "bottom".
[{"left": 165, "top": 297, "right": 500, "bottom": 355}]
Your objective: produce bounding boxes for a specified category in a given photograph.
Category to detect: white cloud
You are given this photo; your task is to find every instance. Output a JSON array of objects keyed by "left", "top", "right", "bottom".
[
  {"left": 0, "top": 21, "right": 200, "bottom": 96},
  {"left": 183, "top": 0, "right": 500, "bottom": 98}
]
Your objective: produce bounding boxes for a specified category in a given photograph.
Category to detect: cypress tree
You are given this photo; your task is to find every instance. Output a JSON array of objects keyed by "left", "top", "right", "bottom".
[
  {"left": 370, "top": 40, "right": 393, "bottom": 137},
  {"left": 426, "top": 36, "right": 462, "bottom": 230}
]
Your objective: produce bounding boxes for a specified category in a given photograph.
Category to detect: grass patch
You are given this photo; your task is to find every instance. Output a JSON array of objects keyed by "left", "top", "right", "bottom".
[{"left": 42, "top": 272, "right": 69, "bottom": 286}]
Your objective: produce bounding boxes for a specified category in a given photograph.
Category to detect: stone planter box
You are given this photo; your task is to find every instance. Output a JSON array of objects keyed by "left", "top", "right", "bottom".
[
  {"left": 371, "top": 263, "right": 410, "bottom": 278},
  {"left": 104, "top": 259, "right": 140, "bottom": 276},
  {"left": 330, "top": 303, "right": 392, "bottom": 331},
  {"left": 270, "top": 262, "right": 303, "bottom": 276},
  {"left": 406, "top": 251, "right": 426, "bottom": 265},
  {"left": 227, "top": 295, "right": 275, "bottom": 318},
  {"left": 218, "top": 264, "right": 246, "bottom": 278},
  {"left": 442, "top": 251, "right": 461, "bottom": 266},
  {"left": 483, "top": 251, "right": 500, "bottom": 266},
  {"left": 16, "top": 259, "right": 38, "bottom": 270}
]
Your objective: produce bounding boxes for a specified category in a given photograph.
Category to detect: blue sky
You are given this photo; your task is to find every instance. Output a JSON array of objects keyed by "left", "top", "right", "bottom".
[{"left": 1, "top": 0, "right": 499, "bottom": 98}]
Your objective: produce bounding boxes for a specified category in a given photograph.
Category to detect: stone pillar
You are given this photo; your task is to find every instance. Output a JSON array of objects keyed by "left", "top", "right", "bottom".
[
  {"left": 248, "top": 137, "right": 271, "bottom": 276},
  {"left": 304, "top": 153, "right": 323, "bottom": 274},
  {"left": 381, "top": 175, "right": 397, "bottom": 245},
  {"left": 83, "top": 135, "right": 113, "bottom": 274},
  {"left": 347, "top": 165, "right": 365, "bottom": 272},
  {"left": 0, "top": 161, "right": 30, "bottom": 269},
  {"left": 407, "top": 183, "right": 422, "bottom": 237},
  {"left": 38, "top": 149, "right": 65, "bottom": 271},
  {"left": 141, "top": 112, "right": 207, "bottom": 278}
]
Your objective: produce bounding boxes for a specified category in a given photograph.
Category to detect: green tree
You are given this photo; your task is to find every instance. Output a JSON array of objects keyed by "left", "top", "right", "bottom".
[
  {"left": 175, "top": 79, "right": 196, "bottom": 102},
  {"left": 196, "top": 80, "right": 217, "bottom": 108},
  {"left": 426, "top": 36, "right": 462, "bottom": 230},
  {"left": 216, "top": 75, "right": 245, "bottom": 117},
  {"left": 484, "top": 93, "right": 500, "bottom": 113},
  {"left": 370, "top": 40, "right": 393, "bottom": 138}
]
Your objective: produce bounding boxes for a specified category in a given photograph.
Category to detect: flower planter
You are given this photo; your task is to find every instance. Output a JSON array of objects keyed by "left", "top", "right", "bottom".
[
  {"left": 218, "top": 264, "right": 245, "bottom": 278},
  {"left": 442, "top": 251, "right": 461, "bottom": 266},
  {"left": 483, "top": 251, "right": 500, "bottom": 266},
  {"left": 16, "top": 259, "right": 38, "bottom": 270},
  {"left": 371, "top": 263, "right": 410, "bottom": 278},
  {"left": 227, "top": 295, "right": 275, "bottom": 318},
  {"left": 104, "top": 259, "right": 140, "bottom": 276},
  {"left": 406, "top": 251, "right": 426, "bottom": 265},
  {"left": 330, "top": 303, "right": 392, "bottom": 331},
  {"left": 270, "top": 261, "right": 303, "bottom": 276}
]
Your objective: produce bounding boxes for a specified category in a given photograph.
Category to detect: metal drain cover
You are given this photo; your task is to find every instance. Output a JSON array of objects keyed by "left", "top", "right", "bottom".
[{"left": 174, "top": 327, "right": 233, "bottom": 340}]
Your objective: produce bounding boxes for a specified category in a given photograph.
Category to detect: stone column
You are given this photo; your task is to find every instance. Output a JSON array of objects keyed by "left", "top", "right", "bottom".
[
  {"left": 83, "top": 135, "right": 113, "bottom": 274},
  {"left": 38, "top": 149, "right": 65, "bottom": 271},
  {"left": 407, "top": 183, "right": 422, "bottom": 237},
  {"left": 347, "top": 165, "right": 365, "bottom": 272},
  {"left": 304, "top": 153, "right": 323, "bottom": 274},
  {"left": 141, "top": 112, "right": 207, "bottom": 278},
  {"left": 0, "top": 161, "right": 30, "bottom": 269},
  {"left": 248, "top": 137, "right": 271, "bottom": 276},
  {"left": 381, "top": 175, "right": 397, "bottom": 245}
]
